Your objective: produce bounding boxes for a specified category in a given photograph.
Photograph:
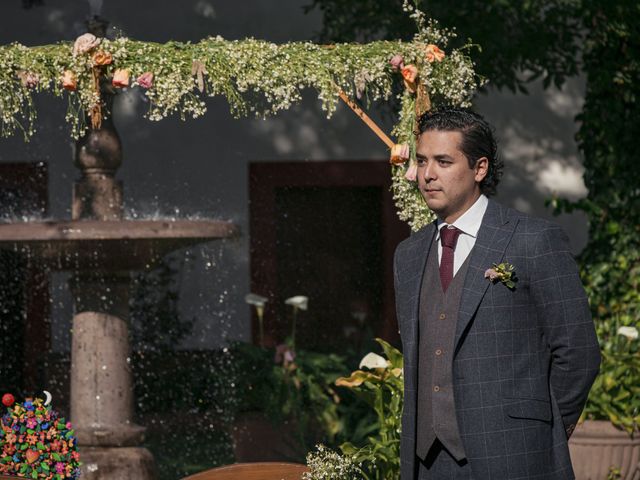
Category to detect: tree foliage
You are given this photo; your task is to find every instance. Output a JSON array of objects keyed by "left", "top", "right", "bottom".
[
  {"left": 304, "top": 0, "right": 582, "bottom": 91},
  {"left": 306, "top": 0, "right": 640, "bottom": 432}
]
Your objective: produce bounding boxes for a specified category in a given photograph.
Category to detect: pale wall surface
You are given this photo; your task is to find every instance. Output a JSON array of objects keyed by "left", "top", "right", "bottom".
[{"left": 0, "top": 0, "right": 588, "bottom": 350}]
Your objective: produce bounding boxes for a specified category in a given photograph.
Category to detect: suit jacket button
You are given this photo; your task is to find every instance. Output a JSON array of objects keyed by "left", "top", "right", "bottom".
[
  {"left": 433, "top": 386, "right": 440, "bottom": 392},
  {"left": 439, "top": 313, "right": 446, "bottom": 320}
]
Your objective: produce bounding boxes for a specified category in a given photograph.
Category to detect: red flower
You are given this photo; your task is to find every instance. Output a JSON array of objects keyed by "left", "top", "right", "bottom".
[{"left": 2, "top": 393, "right": 14, "bottom": 407}]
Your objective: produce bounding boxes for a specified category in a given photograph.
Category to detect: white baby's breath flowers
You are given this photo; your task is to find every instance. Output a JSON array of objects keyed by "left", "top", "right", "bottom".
[{"left": 302, "top": 444, "right": 363, "bottom": 480}]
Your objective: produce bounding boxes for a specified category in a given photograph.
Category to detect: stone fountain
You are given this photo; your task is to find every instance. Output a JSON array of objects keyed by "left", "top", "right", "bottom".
[{"left": 0, "top": 21, "right": 236, "bottom": 479}]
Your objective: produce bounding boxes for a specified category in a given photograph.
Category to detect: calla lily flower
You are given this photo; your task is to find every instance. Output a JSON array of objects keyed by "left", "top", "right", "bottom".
[
  {"left": 285, "top": 295, "right": 308, "bottom": 311},
  {"left": 359, "top": 352, "right": 389, "bottom": 370},
  {"left": 617, "top": 326, "right": 638, "bottom": 340},
  {"left": 245, "top": 293, "right": 268, "bottom": 308}
]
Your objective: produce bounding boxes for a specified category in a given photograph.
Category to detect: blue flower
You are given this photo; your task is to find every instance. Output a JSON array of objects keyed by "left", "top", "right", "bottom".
[
  {"left": 41, "top": 422, "right": 49, "bottom": 429},
  {"left": 24, "top": 401, "right": 34, "bottom": 411},
  {"left": 12, "top": 454, "right": 20, "bottom": 462}
]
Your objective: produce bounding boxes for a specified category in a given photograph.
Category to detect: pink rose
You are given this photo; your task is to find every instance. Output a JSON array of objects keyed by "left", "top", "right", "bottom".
[
  {"left": 484, "top": 268, "right": 499, "bottom": 281},
  {"left": 389, "top": 54, "right": 404, "bottom": 71},
  {"left": 17, "top": 70, "right": 39, "bottom": 89},
  {"left": 404, "top": 163, "right": 418, "bottom": 182},
  {"left": 112, "top": 69, "right": 130, "bottom": 88},
  {"left": 73, "top": 33, "right": 101, "bottom": 57},
  {"left": 136, "top": 71, "right": 154, "bottom": 89}
]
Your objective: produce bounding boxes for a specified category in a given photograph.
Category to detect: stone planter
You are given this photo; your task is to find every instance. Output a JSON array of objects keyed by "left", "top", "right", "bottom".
[{"left": 569, "top": 420, "right": 640, "bottom": 480}]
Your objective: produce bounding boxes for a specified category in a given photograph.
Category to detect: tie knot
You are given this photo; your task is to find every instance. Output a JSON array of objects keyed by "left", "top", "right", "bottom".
[{"left": 440, "top": 226, "right": 461, "bottom": 249}]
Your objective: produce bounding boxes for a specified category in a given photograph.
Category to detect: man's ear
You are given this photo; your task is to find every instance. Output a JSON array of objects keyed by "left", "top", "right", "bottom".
[{"left": 474, "top": 157, "right": 489, "bottom": 183}]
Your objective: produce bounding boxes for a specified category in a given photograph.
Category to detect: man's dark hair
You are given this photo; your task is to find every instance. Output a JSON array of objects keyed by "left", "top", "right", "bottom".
[{"left": 416, "top": 107, "right": 503, "bottom": 197}]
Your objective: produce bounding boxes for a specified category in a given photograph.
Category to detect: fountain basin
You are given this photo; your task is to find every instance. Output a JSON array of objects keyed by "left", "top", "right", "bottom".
[{"left": 0, "top": 219, "right": 237, "bottom": 271}]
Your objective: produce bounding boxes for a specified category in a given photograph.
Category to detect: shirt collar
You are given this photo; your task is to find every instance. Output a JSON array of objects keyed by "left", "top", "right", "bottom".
[{"left": 436, "top": 194, "right": 488, "bottom": 239}]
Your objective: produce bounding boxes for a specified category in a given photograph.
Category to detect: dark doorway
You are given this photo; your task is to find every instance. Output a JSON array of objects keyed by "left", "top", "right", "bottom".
[
  {"left": 0, "top": 162, "right": 49, "bottom": 395},
  {"left": 249, "top": 161, "right": 409, "bottom": 354}
]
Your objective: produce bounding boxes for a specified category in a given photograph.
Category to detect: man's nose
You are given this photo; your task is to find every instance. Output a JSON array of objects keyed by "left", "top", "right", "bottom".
[{"left": 422, "top": 160, "right": 436, "bottom": 181}]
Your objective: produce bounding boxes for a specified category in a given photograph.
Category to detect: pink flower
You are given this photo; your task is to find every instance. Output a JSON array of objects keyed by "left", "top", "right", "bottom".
[
  {"left": 274, "top": 344, "right": 296, "bottom": 366},
  {"left": 404, "top": 163, "right": 418, "bottom": 182},
  {"left": 389, "top": 54, "right": 404, "bottom": 71},
  {"left": 484, "top": 268, "right": 499, "bottom": 281},
  {"left": 136, "top": 72, "right": 154, "bottom": 89},
  {"left": 112, "top": 69, "right": 130, "bottom": 88},
  {"left": 390, "top": 143, "right": 410, "bottom": 165},
  {"left": 17, "top": 71, "right": 39, "bottom": 89},
  {"left": 72, "top": 33, "right": 101, "bottom": 56},
  {"left": 55, "top": 462, "right": 66, "bottom": 474},
  {"left": 26, "top": 417, "right": 37, "bottom": 429}
]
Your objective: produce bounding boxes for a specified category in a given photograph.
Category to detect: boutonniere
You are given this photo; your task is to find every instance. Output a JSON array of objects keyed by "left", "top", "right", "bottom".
[{"left": 484, "top": 262, "right": 516, "bottom": 289}]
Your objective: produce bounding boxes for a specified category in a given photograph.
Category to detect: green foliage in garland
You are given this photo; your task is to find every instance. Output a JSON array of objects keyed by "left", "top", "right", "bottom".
[{"left": 0, "top": 2, "right": 482, "bottom": 231}]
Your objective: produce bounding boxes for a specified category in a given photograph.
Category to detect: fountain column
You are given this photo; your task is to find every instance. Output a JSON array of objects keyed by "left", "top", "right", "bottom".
[{"left": 69, "top": 115, "right": 156, "bottom": 479}]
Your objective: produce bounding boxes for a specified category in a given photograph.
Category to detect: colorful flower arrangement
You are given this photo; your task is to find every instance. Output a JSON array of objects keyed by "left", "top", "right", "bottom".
[
  {"left": 0, "top": 393, "right": 80, "bottom": 479},
  {"left": 0, "top": 1, "right": 482, "bottom": 230}
]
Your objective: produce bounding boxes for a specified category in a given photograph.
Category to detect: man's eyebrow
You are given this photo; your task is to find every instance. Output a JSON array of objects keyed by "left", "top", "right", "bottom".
[{"left": 415, "top": 153, "right": 454, "bottom": 160}]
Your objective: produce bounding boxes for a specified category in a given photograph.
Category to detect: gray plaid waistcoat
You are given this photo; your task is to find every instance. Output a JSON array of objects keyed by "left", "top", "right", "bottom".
[{"left": 416, "top": 233, "right": 470, "bottom": 461}]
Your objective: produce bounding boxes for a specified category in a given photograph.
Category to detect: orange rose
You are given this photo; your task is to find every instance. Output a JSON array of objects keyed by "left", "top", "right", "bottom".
[
  {"left": 400, "top": 64, "right": 418, "bottom": 93},
  {"left": 92, "top": 50, "right": 113, "bottom": 66},
  {"left": 425, "top": 44, "right": 445, "bottom": 62},
  {"left": 62, "top": 70, "right": 77, "bottom": 91},
  {"left": 112, "top": 69, "right": 130, "bottom": 88}
]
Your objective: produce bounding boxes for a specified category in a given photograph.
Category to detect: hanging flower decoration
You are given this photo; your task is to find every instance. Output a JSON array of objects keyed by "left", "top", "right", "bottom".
[
  {"left": 425, "top": 44, "right": 445, "bottom": 62},
  {"left": 72, "top": 33, "right": 101, "bottom": 57},
  {"left": 61, "top": 71, "right": 77, "bottom": 91},
  {"left": 0, "top": 1, "right": 481, "bottom": 231},
  {"left": 91, "top": 50, "right": 113, "bottom": 67},
  {"left": 0, "top": 393, "right": 81, "bottom": 479},
  {"left": 136, "top": 71, "right": 154, "bottom": 89},
  {"left": 112, "top": 68, "right": 130, "bottom": 88}
]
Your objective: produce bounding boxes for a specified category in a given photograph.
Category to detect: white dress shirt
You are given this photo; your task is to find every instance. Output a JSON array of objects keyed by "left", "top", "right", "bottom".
[{"left": 435, "top": 194, "right": 488, "bottom": 276}]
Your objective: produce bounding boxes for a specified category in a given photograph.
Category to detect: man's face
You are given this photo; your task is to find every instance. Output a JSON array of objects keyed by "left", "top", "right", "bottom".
[{"left": 416, "top": 129, "right": 488, "bottom": 224}]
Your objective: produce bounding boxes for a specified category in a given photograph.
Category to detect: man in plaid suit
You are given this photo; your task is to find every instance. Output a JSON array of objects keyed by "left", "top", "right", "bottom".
[{"left": 393, "top": 107, "right": 601, "bottom": 479}]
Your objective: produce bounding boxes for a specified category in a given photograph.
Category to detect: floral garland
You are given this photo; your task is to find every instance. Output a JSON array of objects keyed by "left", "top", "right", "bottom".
[
  {"left": 0, "top": 393, "right": 81, "bottom": 479},
  {"left": 0, "top": 2, "right": 481, "bottom": 230}
]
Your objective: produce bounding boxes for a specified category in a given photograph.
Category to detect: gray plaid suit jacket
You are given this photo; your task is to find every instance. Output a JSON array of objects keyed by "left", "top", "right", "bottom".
[{"left": 393, "top": 199, "right": 601, "bottom": 480}]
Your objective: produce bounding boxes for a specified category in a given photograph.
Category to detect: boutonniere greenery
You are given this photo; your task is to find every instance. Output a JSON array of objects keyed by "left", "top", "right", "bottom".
[{"left": 484, "top": 262, "right": 516, "bottom": 289}]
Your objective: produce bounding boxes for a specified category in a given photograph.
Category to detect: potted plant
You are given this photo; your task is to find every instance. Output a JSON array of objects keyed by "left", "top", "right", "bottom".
[
  {"left": 569, "top": 321, "right": 640, "bottom": 479},
  {"left": 304, "top": 338, "right": 404, "bottom": 480},
  {"left": 229, "top": 294, "right": 348, "bottom": 463}
]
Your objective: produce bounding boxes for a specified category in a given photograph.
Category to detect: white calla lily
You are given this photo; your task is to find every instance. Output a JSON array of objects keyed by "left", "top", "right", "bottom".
[
  {"left": 359, "top": 352, "right": 389, "bottom": 370},
  {"left": 285, "top": 295, "right": 308, "bottom": 311},
  {"left": 245, "top": 293, "right": 268, "bottom": 308},
  {"left": 617, "top": 326, "right": 638, "bottom": 340}
]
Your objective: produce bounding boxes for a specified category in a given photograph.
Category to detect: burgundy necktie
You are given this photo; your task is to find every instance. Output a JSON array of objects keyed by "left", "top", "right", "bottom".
[{"left": 439, "top": 226, "right": 462, "bottom": 292}]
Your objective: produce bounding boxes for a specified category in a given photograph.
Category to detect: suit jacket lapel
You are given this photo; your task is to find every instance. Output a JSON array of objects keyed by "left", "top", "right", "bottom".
[{"left": 454, "top": 199, "right": 519, "bottom": 350}]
